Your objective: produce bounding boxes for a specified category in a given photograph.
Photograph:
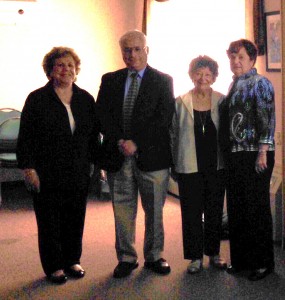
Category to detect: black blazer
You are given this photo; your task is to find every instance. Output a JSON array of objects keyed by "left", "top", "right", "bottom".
[
  {"left": 96, "top": 65, "right": 175, "bottom": 172},
  {"left": 17, "top": 81, "right": 101, "bottom": 191}
]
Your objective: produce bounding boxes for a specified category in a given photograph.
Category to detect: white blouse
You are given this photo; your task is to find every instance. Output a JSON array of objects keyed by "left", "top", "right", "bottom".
[{"left": 63, "top": 103, "right": 75, "bottom": 134}]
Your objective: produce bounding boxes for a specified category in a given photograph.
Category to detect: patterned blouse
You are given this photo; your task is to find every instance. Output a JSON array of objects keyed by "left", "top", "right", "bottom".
[{"left": 225, "top": 68, "right": 275, "bottom": 152}]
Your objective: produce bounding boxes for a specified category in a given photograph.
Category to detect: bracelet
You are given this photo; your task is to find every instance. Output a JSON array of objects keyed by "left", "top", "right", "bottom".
[{"left": 258, "top": 150, "right": 267, "bottom": 154}]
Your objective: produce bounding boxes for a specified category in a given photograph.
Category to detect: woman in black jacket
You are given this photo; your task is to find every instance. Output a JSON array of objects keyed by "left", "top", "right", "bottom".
[{"left": 17, "top": 47, "right": 101, "bottom": 284}]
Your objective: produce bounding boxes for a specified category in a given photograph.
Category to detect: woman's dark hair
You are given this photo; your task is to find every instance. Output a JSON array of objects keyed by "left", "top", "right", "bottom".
[
  {"left": 227, "top": 39, "right": 258, "bottom": 64},
  {"left": 42, "top": 46, "right": 81, "bottom": 79}
]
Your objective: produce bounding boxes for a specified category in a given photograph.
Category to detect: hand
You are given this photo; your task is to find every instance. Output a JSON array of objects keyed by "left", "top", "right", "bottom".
[
  {"left": 118, "top": 139, "right": 137, "bottom": 157},
  {"left": 23, "top": 169, "right": 40, "bottom": 193},
  {"left": 255, "top": 151, "right": 267, "bottom": 174}
]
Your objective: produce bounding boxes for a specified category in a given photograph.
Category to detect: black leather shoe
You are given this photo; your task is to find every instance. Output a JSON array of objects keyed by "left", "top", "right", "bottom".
[
  {"left": 248, "top": 266, "right": 274, "bottom": 281},
  {"left": 113, "top": 261, "right": 139, "bottom": 278},
  {"left": 226, "top": 265, "right": 243, "bottom": 275},
  {"left": 65, "top": 267, "right": 85, "bottom": 278},
  {"left": 144, "top": 258, "right": 171, "bottom": 275},
  {"left": 48, "top": 273, "right": 67, "bottom": 284}
]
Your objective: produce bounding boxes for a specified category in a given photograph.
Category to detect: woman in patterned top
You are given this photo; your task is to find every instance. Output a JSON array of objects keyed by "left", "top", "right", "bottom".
[{"left": 219, "top": 39, "right": 275, "bottom": 281}]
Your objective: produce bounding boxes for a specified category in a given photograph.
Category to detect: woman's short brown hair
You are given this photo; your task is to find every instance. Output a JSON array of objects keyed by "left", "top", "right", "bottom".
[
  {"left": 227, "top": 39, "right": 258, "bottom": 64},
  {"left": 42, "top": 46, "right": 81, "bottom": 79}
]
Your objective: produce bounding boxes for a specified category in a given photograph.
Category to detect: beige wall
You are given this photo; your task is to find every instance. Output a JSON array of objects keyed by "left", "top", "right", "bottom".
[
  {"left": 281, "top": 0, "right": 285, "bottom": 245},
  {"left": 0, "top": 0, "right": 144, "bottom": 110}
]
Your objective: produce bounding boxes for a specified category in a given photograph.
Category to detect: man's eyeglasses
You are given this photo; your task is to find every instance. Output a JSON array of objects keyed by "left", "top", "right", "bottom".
[{"left": 122, "top": 46, "right": 147, "bottom": 55}]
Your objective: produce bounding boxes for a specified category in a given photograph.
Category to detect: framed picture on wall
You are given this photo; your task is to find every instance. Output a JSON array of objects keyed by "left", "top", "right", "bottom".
[{"left": 265, "top": 11, "right": 281, "bottom": 72}]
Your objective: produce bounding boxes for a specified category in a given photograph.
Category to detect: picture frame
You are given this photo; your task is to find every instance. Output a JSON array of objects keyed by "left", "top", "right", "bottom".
[{"left": 265, "top": 11, "right": 281, "bottom": 72}]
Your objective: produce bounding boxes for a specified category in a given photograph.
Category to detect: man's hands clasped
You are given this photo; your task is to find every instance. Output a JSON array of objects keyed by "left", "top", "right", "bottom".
[{"left": 118, "top": 139, "right": 137, "bottom": 157}]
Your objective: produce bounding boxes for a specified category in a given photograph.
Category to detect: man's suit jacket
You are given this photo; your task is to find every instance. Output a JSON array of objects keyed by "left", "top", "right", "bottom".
[{"left": 96, "top": 65, "right": 175, "bottom": 172}]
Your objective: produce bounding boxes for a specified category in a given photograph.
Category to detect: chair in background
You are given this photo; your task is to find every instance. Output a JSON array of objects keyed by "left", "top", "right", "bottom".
[{"left": 0, "top": 108, "right": 23, "bottom": 206}]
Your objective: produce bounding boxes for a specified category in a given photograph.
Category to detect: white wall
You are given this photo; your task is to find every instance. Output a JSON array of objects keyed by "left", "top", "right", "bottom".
[
  {"left": 147, "top": 0, "right": 245, "bottom": 97},
  {"left": 0, "top": 0, "right": 143, "bottom": 110},
  {"left": 0, "top": 0, "right": 250, "bottom": 108}
]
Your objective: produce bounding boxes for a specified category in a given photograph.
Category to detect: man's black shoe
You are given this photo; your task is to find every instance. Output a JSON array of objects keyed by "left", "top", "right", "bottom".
[
  {"left": 144, "top": 258, "right": 171, "bottom": 275},
  {"left": 65, "top": 267, "right": 85, "bottom": 278},
  {"left": 113, "top": 261, "right": 139, "bottom": 278},
  {"left": 48, "top": 273, "right": 67, "bottom": 284},
  {"left": 248, "top": 266, "right": 274, "bottom": 281}
]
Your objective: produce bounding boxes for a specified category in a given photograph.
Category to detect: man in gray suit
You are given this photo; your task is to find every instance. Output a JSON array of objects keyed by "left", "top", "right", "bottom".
[{"left": 96, "top": 30, "right": 175, "bottom": 278}]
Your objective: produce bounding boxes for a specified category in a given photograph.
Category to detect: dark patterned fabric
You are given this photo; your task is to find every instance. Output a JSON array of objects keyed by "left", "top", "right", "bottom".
[
  {"left": 123, "top": 72, "right": 138, "bottom": 139},
  {"left": 253, "top": 0, "right": 265, "bottom": 55},
  {"left": 224, "top": 68, "right": 275, "bottom": 152}
]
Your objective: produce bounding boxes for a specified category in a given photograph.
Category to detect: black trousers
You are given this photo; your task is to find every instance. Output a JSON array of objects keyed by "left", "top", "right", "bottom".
[
  {"left": 177, "top": 169, "right": 225, "bottom": 260},
  {"left": 227, "top": 151, "right": 275, "bottom": 270},
  {"left": 33, "top": 188, "right": 88, "bottom": 276}
]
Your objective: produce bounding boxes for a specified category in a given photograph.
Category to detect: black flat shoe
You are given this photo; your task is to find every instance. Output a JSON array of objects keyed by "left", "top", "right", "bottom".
[
  {"left": 209, "top": 256, "right": 227, "bottom": 270},
  {"left": 48, "top": 273, "right": 67, "bottom": 284},
  {"left": 248, "top": 266, "right": 274, "bottom": 281},
  {"left": 65, "top": 267, "right": 85, "bottom": 279},
  {"left": 113, "top": 261, "right": 139, "bottom": 278},
  {"left": 226, "top": 265, "right": 243, "bottom": 275},
  {"left": 144, "top": 258, "right": 171, "bottom": 275}
]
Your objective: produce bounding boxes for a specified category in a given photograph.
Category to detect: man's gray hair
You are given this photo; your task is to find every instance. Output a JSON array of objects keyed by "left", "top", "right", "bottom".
[{"left": 119, "top": 30, "right": 147, "bottom": 48}]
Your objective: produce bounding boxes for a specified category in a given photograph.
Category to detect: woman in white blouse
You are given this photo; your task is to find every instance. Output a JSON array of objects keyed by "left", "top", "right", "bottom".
[{"left": 17, "top": 47, "right": 101, "bottom": 284}]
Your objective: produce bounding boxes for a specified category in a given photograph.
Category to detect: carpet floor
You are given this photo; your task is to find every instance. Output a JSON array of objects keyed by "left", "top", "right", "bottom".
[{"left": 1, "top": 182, "right": 285, "bottom": 300}]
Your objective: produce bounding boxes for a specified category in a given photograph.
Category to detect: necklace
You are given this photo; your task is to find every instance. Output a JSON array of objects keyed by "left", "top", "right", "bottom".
[{"left": 198, "top": 111, "right": 209, "bottom": 135}]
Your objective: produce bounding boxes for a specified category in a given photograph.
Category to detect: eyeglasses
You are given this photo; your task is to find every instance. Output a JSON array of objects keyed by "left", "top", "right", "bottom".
[{"left": 122, "top": 46, "right": 147, "bottom": 55}]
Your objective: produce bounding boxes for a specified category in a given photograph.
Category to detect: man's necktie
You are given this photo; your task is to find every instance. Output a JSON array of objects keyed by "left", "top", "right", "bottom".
[{"left": 123, "top": 72, "right": 139, "bottom": 138}]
